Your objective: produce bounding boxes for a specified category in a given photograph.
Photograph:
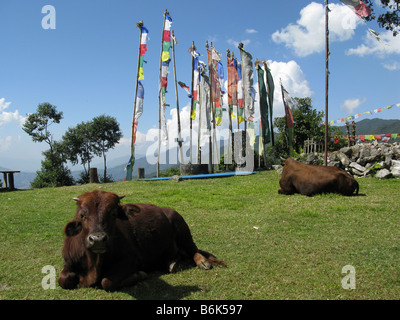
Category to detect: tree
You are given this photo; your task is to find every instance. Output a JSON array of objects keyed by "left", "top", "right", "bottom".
[
  {"left": 91, "top": 115, "right": 122, "bottom": 182},
  {"left": 62, "top": 121, "right": 95, "bottom": 177},
  {"left": 22, "top": 102, "right": 63, "bottom": 153},
  {"left": 31, "top": 141, "right": 74, "bottom": 188},
  {"left": 23, "top": 103, "right": 73, "bottom": 188},
  {"left": 273, "top": 97, "right": 337, "bottom": 158},
  {"left": 364, "top": 0, "right": 400, "bottom": 36}
]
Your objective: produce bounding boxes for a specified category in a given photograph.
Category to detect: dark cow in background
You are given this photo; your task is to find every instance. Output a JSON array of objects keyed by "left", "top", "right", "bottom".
[
  {"left": 278, "top": 158, "right": 359, "bottom": 196},
  {"left": 58, "top": 190, "right": 226, "bottom": 291}
]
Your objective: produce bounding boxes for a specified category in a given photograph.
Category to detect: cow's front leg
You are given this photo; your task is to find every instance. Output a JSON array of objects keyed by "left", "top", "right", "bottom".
[
  {"left": 58, "top": 267, "right": 79, "bottom": 289},
  {"left": 101, "top": 271, "right": 147, "bottom": 291}
]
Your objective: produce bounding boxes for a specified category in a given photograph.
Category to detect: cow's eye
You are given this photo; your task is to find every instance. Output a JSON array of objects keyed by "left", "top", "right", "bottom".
[{"left": 79, "top": 210, "right": 87, "bottom": 221}]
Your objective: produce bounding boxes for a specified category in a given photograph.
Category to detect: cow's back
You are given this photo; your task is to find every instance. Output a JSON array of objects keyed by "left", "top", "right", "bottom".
[
  {"left": 115, "top": 203, "right": 179, "bottom": 271},
  {"left": 279, "top": 158, "right": 358, "bottom": 196}
]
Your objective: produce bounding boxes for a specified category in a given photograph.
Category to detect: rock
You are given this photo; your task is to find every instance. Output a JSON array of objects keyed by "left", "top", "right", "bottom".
[
  {"left": 171, "top": 175, "right": 183, "bottom": 182},
  {"left": 375, "top": 169, "right": 392, "bottom": 179},
  {"left": 340, "top": 147, "right": 353, "bottom": 157},
  {"left": 272, "top": 165, "right": 283, "bottom": 175},
  {"left": 391, "top": 167, "right": 400, "bottom": 177},
  {"left": 349, "top": 162, "right": 366, "bottom": 173},
  {"left": 327, "top": 161, "right": 341, "bottom": 167},
  {"left": 391, "top": 159, "right": 400, "bottom": 177},
  {"left": 337, "top": 152, "right": 350, "bottom": 167}
]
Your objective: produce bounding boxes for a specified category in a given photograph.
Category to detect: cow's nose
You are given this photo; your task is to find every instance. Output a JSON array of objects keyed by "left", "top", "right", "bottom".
[{"left": 87, "top": 232, "right": 109, "bottom": 245}]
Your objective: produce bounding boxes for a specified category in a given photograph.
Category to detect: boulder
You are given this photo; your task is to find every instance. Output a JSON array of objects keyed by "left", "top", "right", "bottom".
[
  {"left": 337, "top": 152, "right": 350, "bottom": 167},
  {"left": 375, "top": 169, "right": 392, "bottom": 179}
]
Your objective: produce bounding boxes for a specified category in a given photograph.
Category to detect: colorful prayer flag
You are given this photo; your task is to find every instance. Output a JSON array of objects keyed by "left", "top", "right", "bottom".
[
  {"left": 178, "top": 81, "right": 192, "bottom": 98},
  {"left": 126, "top": 23, "right": 149, "bottom": 181},
  {"left": 207, "top": 44, "right": 224, "bottom": 126},
  {"left": 159, "top": 12, "right": 173, "bottom": 144},
  {"left": 340, "top": 0, "right": 371, "bottom": 19}
]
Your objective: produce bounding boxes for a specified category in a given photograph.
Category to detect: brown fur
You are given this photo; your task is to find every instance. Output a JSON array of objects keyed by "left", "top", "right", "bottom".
[
  {"left": 59, "top": 190, "right": 226, "bottom": 291},
  {"left": 278, "top": 158, "right": 359, "bottom": 196}
]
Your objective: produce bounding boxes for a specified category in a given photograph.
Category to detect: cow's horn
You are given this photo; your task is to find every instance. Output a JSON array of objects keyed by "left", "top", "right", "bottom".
[
  {"left": 280, "top": 156, "right": 286, "bottom": 161},
  {"left": 119, "top": 195, "right": 125, "bottom": 200},
  {"left": 73, "top": 197, "right": 79, "bottom": 202}
]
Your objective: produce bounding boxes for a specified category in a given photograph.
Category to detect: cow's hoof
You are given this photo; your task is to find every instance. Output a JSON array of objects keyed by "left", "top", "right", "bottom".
[
  {"left": 198, "top": 260, "right": 212, "bottom": 270},
  {"left": 169, "top": 262, "right": 177, "bottom": 273},
  {"left": 101, "top": 278, "right": 115, "bottom": 291}
]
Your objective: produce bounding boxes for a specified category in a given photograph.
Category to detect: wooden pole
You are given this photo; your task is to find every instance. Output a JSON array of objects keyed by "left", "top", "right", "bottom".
[
  {"left": 206, "top": 41, "right": 213, "bottom": 172},
  {"left": 171, "top": 30, "right": 184, "bottom": 165},
  {"left": 324, "top": 0, "right": 329, "bottom": 166},
  {"left": 226, "top": 49, "right": 234, "bottom": 168},
  {"left": 189, "top": 42, "right": 196, "bottom": 164},
  {"left": 157, "top": 10, "right": 169, "bottom": 177},
  {"left": 127, "top": 21, "right": 144, "bottom": 181}
]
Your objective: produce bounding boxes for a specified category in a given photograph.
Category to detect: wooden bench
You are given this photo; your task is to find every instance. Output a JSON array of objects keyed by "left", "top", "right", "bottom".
[{"left": 1, "top": 170, "right": 20, "bottom": 190}]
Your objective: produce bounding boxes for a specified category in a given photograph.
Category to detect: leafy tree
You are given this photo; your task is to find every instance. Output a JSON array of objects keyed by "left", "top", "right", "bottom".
[
  {"left": 91, "top": 115, "right": 122, "bottom": 182},
  {"left": 22, "top": 102, "right": 63, "bottom": 153},
  {"left": 62, "top": 121, "right": 95, "bottom": 176},
  {"left": 31, "top": 141, "right": 74, "bottom": 188},
  {"left": 23, "top": 103, "right": 73, "bottom": 188},
  {"left": 273, "top": 97, "right": 339, "bottom": 158},
  {"left": 364, "top": 0, "right": 400, "bottom": 36}
]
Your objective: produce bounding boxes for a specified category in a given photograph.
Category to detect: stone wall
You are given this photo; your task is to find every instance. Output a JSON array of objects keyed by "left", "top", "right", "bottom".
[{"left": 299, "top": 142, "right": 400, "bottom": 178}]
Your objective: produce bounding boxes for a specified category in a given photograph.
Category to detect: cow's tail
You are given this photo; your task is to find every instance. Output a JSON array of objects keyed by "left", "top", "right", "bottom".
[
  {"left": 354, "top": 180, "right": 359, "bottom": 195},
  {"left": 198, "top": 249, "right": 227, "bottom": 267}
]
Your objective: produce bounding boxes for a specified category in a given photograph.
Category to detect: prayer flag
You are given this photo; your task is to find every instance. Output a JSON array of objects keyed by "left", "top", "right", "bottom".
[
  {"left": 159, "top": 13, "right": 173, "bottom": 143},
  {"left": 178, "top": 81, "right": 192, "bottom": 98},
  {"left": 239, "top": 46, "right": 255, "bottom": 122},
  {"left": 340, "top": 0, "right": 371, "bottom": 19},
  {"left": 256, "top": 65, "right": 271, "bottom": 144}
]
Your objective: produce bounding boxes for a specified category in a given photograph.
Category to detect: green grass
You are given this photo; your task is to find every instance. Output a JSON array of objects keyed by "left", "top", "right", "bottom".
[{"left": 0, "top": 171, "right": 399, "bottom": 300}]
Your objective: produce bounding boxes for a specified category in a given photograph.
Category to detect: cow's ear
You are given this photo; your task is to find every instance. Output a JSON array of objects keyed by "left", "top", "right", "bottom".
[
  {"left": 118, "top": 203, "right": 140, "bottom": 219},
  {"left": 64, "top": 220, "right": 82, "bottom": 237}
]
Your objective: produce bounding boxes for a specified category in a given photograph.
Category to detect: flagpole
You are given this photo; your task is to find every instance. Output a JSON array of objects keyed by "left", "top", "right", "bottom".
[
  {"left": 324, "top": 0, "right": 330, "bottom": 166},
  {"left": 206, "top": 41, "right": 213, "bottom": 173},
  {"left": 171, "top": 30, "right": 184, "bottom": 166},
  {"left": 157, "top": 10, "right": 169, "bottom": 177},
  {"left": 189, "top": 41, "right": 196, "bottom": 165},
  {"left": 226, "top": 49, "right": 233, "bottom": 169},
  {"left": 127, "top": 21, "right": 144, "bottom": 181}
]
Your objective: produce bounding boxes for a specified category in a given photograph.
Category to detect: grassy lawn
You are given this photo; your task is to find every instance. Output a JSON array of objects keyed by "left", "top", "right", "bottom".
[{"left": 0, "top": 171, "right": 399, "bottom": 300}]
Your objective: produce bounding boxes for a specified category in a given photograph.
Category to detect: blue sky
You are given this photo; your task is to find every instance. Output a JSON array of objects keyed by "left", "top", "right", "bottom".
[{"left": 1, "top": 0, "right": 399, "bottom": 172}]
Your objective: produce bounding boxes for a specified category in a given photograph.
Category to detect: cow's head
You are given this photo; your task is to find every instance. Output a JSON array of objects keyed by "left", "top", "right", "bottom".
[{"left": 64, "top": 190, "right": 127, "bottom": 254}]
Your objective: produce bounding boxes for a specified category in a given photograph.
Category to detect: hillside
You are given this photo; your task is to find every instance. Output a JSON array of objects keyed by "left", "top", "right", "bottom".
[{"left": 337, "top": 118, "right": 400, "bottom": 135}]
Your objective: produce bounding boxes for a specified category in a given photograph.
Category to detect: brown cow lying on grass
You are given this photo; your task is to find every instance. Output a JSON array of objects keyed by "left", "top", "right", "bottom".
[
  {"left": 58, "top": 190, "right": 226, "bottom": 291},
  {"left": 278, "top": 158, "right": 359, "bottom": 196}
]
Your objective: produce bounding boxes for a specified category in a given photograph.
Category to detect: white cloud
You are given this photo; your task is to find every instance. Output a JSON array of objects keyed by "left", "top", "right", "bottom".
[
  {"left": 340, "top": 98, "right": 365, "bottom": 115},
  {"left": 0, "top": 98, "right": 26, "bottom": 126},
  {"left": 245, "top": 29, "right": 258, "bottom": 34},
  {"left": 346, "top": 29, "right": 400, "bottom": 57},
  {"left": 382, "top": 61, "right": 400, "bottom": 71},
  {"left": 0, "top": 136, "right": 13, "bottom": 152},
  {"left": 227, "top": 38, "right": 251, "bottom": 48},
  {"left": 272, "top": 2, "right": 360, "bottom": 57},
  {"left": 267, "top": 60, "right": 313, "bottom": 117}
]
